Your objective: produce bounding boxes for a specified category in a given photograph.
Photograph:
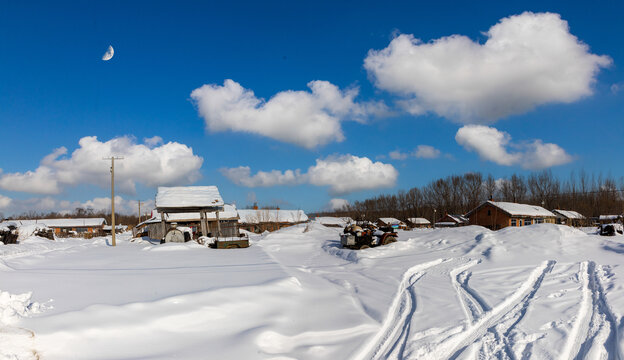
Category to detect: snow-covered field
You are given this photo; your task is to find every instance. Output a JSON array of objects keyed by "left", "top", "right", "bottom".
[{"left": 2, "top": 223, "right": 624, "bottom": 359}]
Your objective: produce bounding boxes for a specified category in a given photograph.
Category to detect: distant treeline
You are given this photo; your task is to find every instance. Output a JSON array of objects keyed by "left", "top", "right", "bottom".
[
  {"left": 314, "top": 170, "right": 624, "bottom": 222},
  {"left": 8, "top": 207, "right": 142, "bottom": 226}
]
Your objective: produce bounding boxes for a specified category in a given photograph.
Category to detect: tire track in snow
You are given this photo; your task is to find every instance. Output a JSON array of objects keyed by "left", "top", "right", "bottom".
[
  {"left": 413, "top": 260, "right": 556, "bottom": 360},
  {"left": 561, "top": 261, "right": 622, "bottom": 360},
  {"left": 352, "top": 258, "right": 449, "bottom": 360},
  {"left": 450, "top": 259, "right": 490, "bottom": 324}
]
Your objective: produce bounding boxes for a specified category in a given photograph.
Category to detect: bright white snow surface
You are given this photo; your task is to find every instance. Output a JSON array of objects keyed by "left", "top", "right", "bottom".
[
  {"left": 2, "top": 224, "right": 624, "bottom": 359},
  {"left": 155, "top": 186, "right": 224, "bottom": 208}
]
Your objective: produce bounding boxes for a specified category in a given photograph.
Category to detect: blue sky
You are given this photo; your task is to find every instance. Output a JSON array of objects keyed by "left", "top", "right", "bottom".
[{"left": 0, "top": 1, "right": 622, "bottom": 216}]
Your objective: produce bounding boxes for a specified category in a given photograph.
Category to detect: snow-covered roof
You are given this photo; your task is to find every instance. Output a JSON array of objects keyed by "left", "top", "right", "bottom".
[
  {"left": 483, "top": 201, "right": 555, "bottom": 217},
  {"left": 378, "top": 217, "right": 403, "bottom": 225},
  {"left": 599, "top": 215, "right": 622, "bottom": 220},
  {"left": 446, "top": 214, "right": 468, "bottom": 224},
  {"left": 140, "top": 204, "right": 239, "bottom": 225},
  {"left": 552, "top": 210, "right": 585, "bottom": 219},
  {"left": 156, "top": 186, "right": 224, "bottom": 209},
  {"left": 315, "top": 217, "right": 352, "bottom": 226},
  {"left": 4, "top": 218, "right": 106, "bottom": 228},
  {"left": 407, "top": 217, "right": 431, "bottom": 225},
  {"left": 237, "top": 209, "right": 308, "bottom": 224}
]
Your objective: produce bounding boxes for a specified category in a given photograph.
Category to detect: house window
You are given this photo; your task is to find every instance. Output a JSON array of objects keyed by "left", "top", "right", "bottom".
[
  {"left": 535, "top": 218, "right": 544, "bottom": 224},
  {"left": 524, "top": 219, "right": 531, "bottom": 226},
  {"left": 487, "top": 209, "right": 491, "bottom": 216},
  {"left": 511, "top": 219, "right": 517, "bottom": 226}
]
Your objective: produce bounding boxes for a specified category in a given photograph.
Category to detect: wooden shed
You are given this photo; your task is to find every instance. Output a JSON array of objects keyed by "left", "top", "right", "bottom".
[
  {"left": 552, "top": 209, "right": 586, "bottom": 227},
  {"left": 139, "top": 204, "right": 240, "bottom": 239},
  {"left": 238, "top": 209, "right": 308, "bottom": 233},
  {"left": 377, "top": 217, "right": 408, "bottom": 230},
  {"left": 435, "top": 214, "right": 468, "bottom": 228},
  {"left": 466, "top": 201, "right": 556, "bottom": 230},
  {"left": 406, "top": 217, "right": 431, "bottom": 229},
  {"left": 154, "top": 186, "right": 230, "bottom": 241}
]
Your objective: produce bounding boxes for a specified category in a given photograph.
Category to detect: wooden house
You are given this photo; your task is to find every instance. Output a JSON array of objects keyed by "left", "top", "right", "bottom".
[
  {"left": 238, "top": 209, "right": 308, "bottom": 233},
  {"left": 466, "top": 201, "right": 555, "bottom": 230},
  {"left": 406, "top": 217, "right": 431, "bottom": 229},
  {"left": 377, "top": 217, "right": 408, "bottom": 230},
  {"left": 552, "top": 209, "right": 586, "bottom": 227},
  {"left": 435, "top": 214, "right": 468, "bottom": 228}
]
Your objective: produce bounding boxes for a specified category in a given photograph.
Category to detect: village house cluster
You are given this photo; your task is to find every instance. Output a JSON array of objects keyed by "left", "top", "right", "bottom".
[{"left": 2, "top": 185, "right": 622, "bottom": 246}]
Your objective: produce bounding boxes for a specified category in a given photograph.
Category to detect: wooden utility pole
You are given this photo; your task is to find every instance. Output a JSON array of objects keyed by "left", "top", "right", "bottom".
[
  {"left": 103, "top": 156, "right": 124, "bottom": 246},
  {"left": 138, "top": 200, "right": 142, "bottom": 224}
]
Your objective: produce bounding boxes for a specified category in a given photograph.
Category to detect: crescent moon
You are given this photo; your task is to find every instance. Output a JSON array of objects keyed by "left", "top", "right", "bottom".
[{"left": 102, "top": 45, "right": 114, "bottom": 61}]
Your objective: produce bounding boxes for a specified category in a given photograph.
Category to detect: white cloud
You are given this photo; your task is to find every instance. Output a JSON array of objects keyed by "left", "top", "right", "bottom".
[
  {"left": 0, "top": 136, "right": 203, "bottom": 195},
  {"left": 143, "top": 136, "right": 163, "bottom": 147},
  {"left": 388, "top": 145, "right": 441, "bottom": 160},
  {"left": 455, "top": 125, "right": 573, "bottom": 169},
  {"left": 365, "top": 12, "right": 611, "bottom": 123},
  {"left": 191, "top": 79, "right": 387, "bottom": 149},
  {"left": 0, "top": 194, "right": 12, "bottom": 209},
  {"left": 328, "top": 198, "right": 349, "bottom": 211},
  {"left": 413, "top": 145, "right": 441, "bottom": 159},
  {"left": 221, "top": 154, "right": 398, "bottom": 195},
  {"left": 220, "top": 167, "right": 302, "bottom": 187},
  {"left": 389, "top": 150, "right": 409, "bottom": 160}
]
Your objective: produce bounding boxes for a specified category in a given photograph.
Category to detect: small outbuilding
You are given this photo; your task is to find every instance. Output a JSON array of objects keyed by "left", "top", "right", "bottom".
[
  {"left": 552, "top": 209, "right": 586, "bottom": 227},
  {"left": 139, "top": 204, "right": 240, "bottom": 239},
  {"left": 435, "top": 214, "right": 468, "bottom": 228},
  {"left": 377, "top": 217, "right": 408, "bottom": 230},
  {"left": 466, "top": 201, "right": 556, "bottom": 230},
  {"left": 314, "top": 216, "right": 353, "bottom": 228},
  {"left": 406, "top": 217, "right": 431, "bottom": 229},
  {"left": 155, "top": 186, "right": 228, "bottom": 241},
  {"left": 238, "top": 209, "right": 308, "bottom": 233},
  {"left": 599, "top": 215, "right": 623, "bottom": 224}
]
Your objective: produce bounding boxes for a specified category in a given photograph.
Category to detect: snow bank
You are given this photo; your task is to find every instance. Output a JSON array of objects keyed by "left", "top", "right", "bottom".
[{"left": 0, "top": 291, "right": 43, "bottom": 325}]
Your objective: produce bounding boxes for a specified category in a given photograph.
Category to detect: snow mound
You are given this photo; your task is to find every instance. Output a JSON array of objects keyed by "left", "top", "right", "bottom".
[{"left": 0, "top": 291, "right": 43, "bottom": 325}]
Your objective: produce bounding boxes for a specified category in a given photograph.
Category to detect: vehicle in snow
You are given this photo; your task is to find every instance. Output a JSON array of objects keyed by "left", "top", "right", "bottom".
[
  {"left": 340, "top": 222, "right": 398, "bottom": 250},
  {"left": 599, "top": 223, "right": 624, "bottom": 236}
]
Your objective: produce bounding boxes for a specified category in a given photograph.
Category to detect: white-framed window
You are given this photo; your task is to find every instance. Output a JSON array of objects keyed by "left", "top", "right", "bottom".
[
  {"left": 536, "top": 218, "right": 544, "bottom": 224},
  {"left": 511, "top": 219, "right": 517, "bottom": 226},
  {"left": 524, "top": 219, "right": 531, "bottom": 226}
]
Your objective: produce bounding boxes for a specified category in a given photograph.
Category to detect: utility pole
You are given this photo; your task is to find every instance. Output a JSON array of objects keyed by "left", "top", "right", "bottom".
[
  {"left": 103, "top": 156, "right": 124, "bottom": 246},
  {"left": 138, "top": 200, "right": 142, "bottom": 224}
]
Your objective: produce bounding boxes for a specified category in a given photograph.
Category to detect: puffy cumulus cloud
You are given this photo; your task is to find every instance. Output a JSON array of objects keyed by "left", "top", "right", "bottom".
[
  {"left": 219, "top": 167, "right": 302, "bottom": 187},
  {"left": 191, "top": 79, "right": 388, "bottom": 149},
  {"left": 455, "top": 126, "right": 521, "bottom": 166},
  {"left": 365, "top": 12, "right": 611, "bottom": 123},
  {"left": 388, "top": 145, "right": 441, "bottom": 160},
  {"left": 143, "top": 136, "right": 163, "bottom": 147},
  {"left": 307, "top": 155, "right": 398, "bottom": 195},
  {"left": 0, "top": 136, "right": 203, "bottom": 195},
  {"left": 455, "top": 125, "right": 573, "bottom": 169},
  {"left": 328, "top": 198, "right": 349, "bottom": 211},
  {"left": 221, "top": 155, "right": 398, "bottom": 195}
]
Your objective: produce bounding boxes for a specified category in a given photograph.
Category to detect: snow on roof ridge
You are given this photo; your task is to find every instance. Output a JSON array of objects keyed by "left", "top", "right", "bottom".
[
  {"left": 488, "top": 201, "right": 555, "bottom": 217},
  {"left": 552, "top": 209, "right": 585, "bottom": 219},
  {"left": 156, "top": 186, "right": 224, "bottom": 208}
]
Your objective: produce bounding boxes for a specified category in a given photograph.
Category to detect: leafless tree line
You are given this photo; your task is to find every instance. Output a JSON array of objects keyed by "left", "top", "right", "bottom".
[{"left": 316, "top": 170, "right": 624, "bottom": 222}]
